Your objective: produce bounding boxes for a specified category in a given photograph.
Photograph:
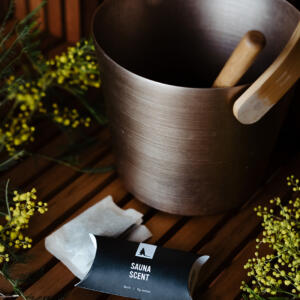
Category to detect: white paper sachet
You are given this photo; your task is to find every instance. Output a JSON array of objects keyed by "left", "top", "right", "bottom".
[{"left": 45, "top": 196, "right": 152, "bottom": 280}]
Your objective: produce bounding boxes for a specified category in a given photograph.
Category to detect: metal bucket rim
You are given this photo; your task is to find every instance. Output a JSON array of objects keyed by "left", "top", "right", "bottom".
[
  {"left": 91, "top": 0, "right": 299, "bottom": 92},
  {"left": 91, "top": 1, "right": 252, "bottom": 92}
]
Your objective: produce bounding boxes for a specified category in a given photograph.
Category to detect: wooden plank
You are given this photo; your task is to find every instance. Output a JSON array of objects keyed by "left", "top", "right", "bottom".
[
  {"left": 20, "top": 262, "right": 75, "bottom": 299},
  {"left": 47, "top": 0, "right": 63, "bottom": 38},
  {"left": 0, "top": 126, "right": 61, "bottom": 187},
  {"left": 26, "top": 129, "right": 110, "bottom": 200},
  {"left": 0, "top": 178, "right": 127, "bottom": 294},
  {"left": 64, "top": 287, "right": 107, "bottom": 300},
  {"left": 201, "top": 235, "right": 266, "bottom": 300},
  {"left": 164, "top": 213, "right": 225, "bottom": 251},
  {"left": 29, "top": 0, "right": 46, "bottom": 31},
  {"left": 1, "top": 125, "right": 101, "bottom": 188},
  {"left": 65, "top": 0, "right": 81, "bottom": 43},
  {"left": 15, "top": 0, "right": 28, "bottom": 20},
  {"left": 145, "top": 212, "right": 182, "bottom": 244},
  {"left": 27, "top": 153, "right": 115, "bottom": 239}
]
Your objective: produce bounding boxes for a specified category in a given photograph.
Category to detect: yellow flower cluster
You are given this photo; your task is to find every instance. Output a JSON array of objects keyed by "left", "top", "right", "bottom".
[
  {"left": 52, "top": 103, "right": 91, "bottom": 128},
  {"left": 46, "top": 40, "right": 101, "bottom": 90},
  {"left": 0, "top": 187, "right": 47, "bottom": 263},
  {"left": 241, "top": 176, "right": 300, "bottom": 299},
  {"left": 0, "top": 112, "right": 35, "bottom": 155},
  {"left": 7, "top": 77, "right": 46, "bottom": 112},
  {"left": 0, "top": 40, "right": 100, "bottom": 156}
]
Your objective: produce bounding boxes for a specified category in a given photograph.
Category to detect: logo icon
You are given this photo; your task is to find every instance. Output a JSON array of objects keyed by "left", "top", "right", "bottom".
[{"left": 135, "top": 243, "right": 157, "bottom": 259}]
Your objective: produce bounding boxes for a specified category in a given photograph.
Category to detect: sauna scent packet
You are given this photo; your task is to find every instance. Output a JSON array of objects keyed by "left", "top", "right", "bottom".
[{"left": 77, "top": 236, "right": 209, "bottom": 300}]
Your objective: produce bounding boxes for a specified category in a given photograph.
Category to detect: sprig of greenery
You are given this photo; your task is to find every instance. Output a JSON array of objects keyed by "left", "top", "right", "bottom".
[
  {"left": 0, "top": 181, "right": 47, "bottom": 299},
  {"left": 0, "top": 0, "right": 108, "bottom": 173}
]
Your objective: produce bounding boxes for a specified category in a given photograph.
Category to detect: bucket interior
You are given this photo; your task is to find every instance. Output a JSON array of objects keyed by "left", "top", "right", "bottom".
[{"left": 93, "top": 0, "right": 299, "bottom": 88}]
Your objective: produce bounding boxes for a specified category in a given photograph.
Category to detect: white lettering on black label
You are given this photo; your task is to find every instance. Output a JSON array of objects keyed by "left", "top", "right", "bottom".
[{"left": 129, "top": 262, "right": 152, "bottom": 281}]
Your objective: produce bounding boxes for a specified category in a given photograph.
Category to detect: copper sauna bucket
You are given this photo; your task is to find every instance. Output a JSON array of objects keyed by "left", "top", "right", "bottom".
[{"left": 92, "top": 0, "right": 300, "bottom": 215}]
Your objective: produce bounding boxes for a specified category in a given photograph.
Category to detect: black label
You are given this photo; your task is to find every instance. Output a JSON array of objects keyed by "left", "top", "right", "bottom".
[{"left": 77, "top": 236, "right": 206, "bottom": 299}]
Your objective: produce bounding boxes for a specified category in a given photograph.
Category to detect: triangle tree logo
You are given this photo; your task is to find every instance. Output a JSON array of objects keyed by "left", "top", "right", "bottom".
[
  {"left": 135, "top": 243, "right": 157, "bottom": 259},
  {"left": 139, "top": 247, "right": 149, "bottom": 257}
]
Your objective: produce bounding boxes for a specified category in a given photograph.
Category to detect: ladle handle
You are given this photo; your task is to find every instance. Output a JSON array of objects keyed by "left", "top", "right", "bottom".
[
  {"left": 213, "top": 31, "right": 266, "bottom": 88},
  {"left": 233, "top": 21, "right": 300, "bottom": 124}
]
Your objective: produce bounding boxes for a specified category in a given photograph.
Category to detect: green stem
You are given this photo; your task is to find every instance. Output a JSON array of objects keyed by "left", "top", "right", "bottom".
[
  {"left": 4, "top": 179, "right": 11, "bottom": 219},
  {"left": 25, "top": 151, "right": 113, "bottom": 174},
  {"left": 0, "top": 150, "right": 26, "bottom": 172},
  {"left": 0, "top": 270, "right": 28, "bottom": 300},
  {"left": 0, "top": 48, "right": 27, "bottom": 79},
  {"left": 56, "top": 84, "right": 107, "bottom": 125}
]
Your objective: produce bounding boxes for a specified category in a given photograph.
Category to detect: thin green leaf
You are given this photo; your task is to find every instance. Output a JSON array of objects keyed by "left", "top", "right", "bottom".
[
  {"left": 58, "top": 85, "right": 107, "bottom": 125},
  {"left": 26, "top": 151, "right": 114, "bottom": 174},
  {"left": 244, "top": 285, "right": 266, "bottom": 300},
  {"left": 0, "top": 24, "right": 30, "bottom": 67},
  {"left": 0, "top": 150, "right": 26, "bottom": 172},
  {"left": 0, "top": 0, "right": 14, "bottom": 39},
  {"left": 4, "top": 179, "right": 11, "bottom": 219},
  {"left": 59, "top": 136, "right": 102, "bottom": 159},
  {"left": 0, "top": 21, "right": 17, "bottom": 51},
  {"left": 18, "top": 0, "right": 46, "bottom": 27},
  {"left": 78, "top": 95, "right": 108, "bottom": 125},
  {"left": 80, "top": 165, "right": 114, "bottom": 174}
]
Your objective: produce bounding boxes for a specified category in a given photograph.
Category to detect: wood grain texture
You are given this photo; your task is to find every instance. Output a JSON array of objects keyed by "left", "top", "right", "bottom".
[
  {"left": 18, "top": 262, "right": 75, "bottom": 299},
  {"left": 164, "top": 213, "right": 225, "bottom": 251},
  {"left": 29, "top": 0, "right": 46, "bottom": 30},
  {"left": 233, "top": 21, "right": 300, "bottom": 124},
  {"left": 27, "top": 154, "right": 115, "bottom": 239},
  {"left": 65, "top": 0, "right": 81, "bottom": 42},
  {"left": 202, "top": 237, "right": 258, "bottom": 300},
  {"left": 213, "top": 31, "right": 266, "bottom": 88},
  {"left": 47, "top": 0, "right": 63, "bottom": 37},
  {"left": 14, "top": 0, "right": 27, "bottom": 20}
]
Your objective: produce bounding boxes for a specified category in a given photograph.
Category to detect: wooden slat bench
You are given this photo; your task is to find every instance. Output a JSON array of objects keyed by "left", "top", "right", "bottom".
[{"left": 0, "top": 116, "right": 299, "bottom": 300}]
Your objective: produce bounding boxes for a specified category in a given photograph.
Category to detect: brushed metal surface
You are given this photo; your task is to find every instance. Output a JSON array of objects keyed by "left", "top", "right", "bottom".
[{"left": 92, "top": 0, "right": 300, "bottom": 215}]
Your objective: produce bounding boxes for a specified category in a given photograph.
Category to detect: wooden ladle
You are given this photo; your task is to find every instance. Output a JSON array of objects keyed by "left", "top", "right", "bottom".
[{"left": 213, "top": 30, "right": 266, "bottom": 88}]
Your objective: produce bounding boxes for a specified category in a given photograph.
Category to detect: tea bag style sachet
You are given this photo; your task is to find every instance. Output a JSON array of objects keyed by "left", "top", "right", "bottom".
[
  {"left": 45, "top": 196, "right": 152, "bottom": 280},
  {"left": 45, "top": 196, "right": 209, "bottom": 300}
]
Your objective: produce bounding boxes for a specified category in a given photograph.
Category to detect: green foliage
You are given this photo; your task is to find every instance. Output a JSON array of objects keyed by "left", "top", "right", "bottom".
[{"left": 0, "top": 0, "right": 108, "bottom": 172}]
